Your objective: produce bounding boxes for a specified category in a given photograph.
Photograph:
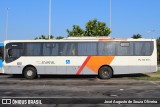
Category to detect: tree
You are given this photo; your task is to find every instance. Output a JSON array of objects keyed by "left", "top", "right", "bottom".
[
  {"left": 157, "top": 37, "right": 160, "bottom": 64},
  {"left": 66, "top": 19, "right": 111, "bottom": 37},
  {"left": 85, "top": 19, "right": 111, "bottom": 36},
  {"left": 35, "top": 35, "right": 46, "bottom": 40},
  {"left": 35, "top": 35, "right": 64, "bottom": 40},
  {"left": 47, "top": 35, "right": 54, "bottom": 39},
  {"left": 35, "top": 35, "right": 54, "bottom": 40},
  {"left": 66, "top": 25, "right": 85, "bottom": 37},
  {"left": 132, "top": 34, "right": 142, "bottom": 39},
  {"left": 34, "top": 37, "right": 38, "bottom": 40},
  {"left": 56, "top": 36, "right": 64, "bottom": 39}
]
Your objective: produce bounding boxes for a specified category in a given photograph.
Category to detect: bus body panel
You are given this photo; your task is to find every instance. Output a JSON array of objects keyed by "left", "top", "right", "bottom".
[
  {"left": 2, "top": 39, "right": 157, "bottom": 75},
  {"left": 3, "top": 56, "right": 157, "bottom": 75}
]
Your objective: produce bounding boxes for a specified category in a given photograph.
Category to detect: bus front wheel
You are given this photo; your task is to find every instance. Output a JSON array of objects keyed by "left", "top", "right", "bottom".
[
  {"left": 98, "top": 66, "right": 113, "bottom": 79},
  {"left": 23, "top": 67, "right": 37, "bottom": 79}
]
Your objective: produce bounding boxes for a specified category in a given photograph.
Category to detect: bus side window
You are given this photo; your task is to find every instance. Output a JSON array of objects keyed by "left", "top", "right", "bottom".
[
  {"left": 72, "top": 46, "right": 76, "bottom": 56},
  {"left": 43, "top": 43, "right": 58, "bottom": 56},
  {"left": 78, "top": 42, "right": 97, "bottom": 56},
  {"left": 59, "top": 43, "right": 66, "bottom": 56},
  {"left": 59, "top": 43, "right": 76, "bottom": 56},
  {"left": 67, "top": 43, "right": 76, "bottom": 56},
  {"left": 134, "top": 42, "right": 153, "bottom": 56},
  {"left": 117, "top": 42, "right": 131, "bottom": 56}
]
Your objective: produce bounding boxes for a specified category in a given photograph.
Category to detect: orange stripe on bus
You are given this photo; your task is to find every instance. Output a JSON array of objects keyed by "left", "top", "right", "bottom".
[
  {"left": 76, "top": 56, "right": 91, "bottom": 75},
  {"left": 86, "top": 56, "right": 115, "bottom": 74}
]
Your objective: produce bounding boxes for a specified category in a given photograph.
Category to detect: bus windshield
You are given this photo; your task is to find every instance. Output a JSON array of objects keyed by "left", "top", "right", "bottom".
[
  {"left": 0, "top": 45, "right": 4, "bottom": 61},
  {"left": 5, "top": 43, "right": 24, "bottom": 63}
]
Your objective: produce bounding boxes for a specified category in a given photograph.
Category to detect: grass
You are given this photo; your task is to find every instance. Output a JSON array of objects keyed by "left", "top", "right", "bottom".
[
  {"left": 129, "top": 70, "right": 160, "bottom": 81},
  {"left": 156, "top": 70, "right": 160, "bottom": 74},
  {"left": 131, "top": 77, "right": 160, "bottom": 81}
]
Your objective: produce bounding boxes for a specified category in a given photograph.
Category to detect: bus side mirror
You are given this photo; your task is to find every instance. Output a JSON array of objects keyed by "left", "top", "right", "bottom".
[{"left": 8, "top": 49, "right": 13, "bottom": 57}]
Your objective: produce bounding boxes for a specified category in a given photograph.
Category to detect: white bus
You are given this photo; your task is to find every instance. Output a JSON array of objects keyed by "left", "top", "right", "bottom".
[{"left": 2, "top": 37, "right": 157, "bottom": 79}]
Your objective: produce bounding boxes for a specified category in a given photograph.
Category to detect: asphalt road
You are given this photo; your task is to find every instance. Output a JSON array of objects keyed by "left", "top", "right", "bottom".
[{"left": 0, "top": 74, "right": 160, "bottom": 107}]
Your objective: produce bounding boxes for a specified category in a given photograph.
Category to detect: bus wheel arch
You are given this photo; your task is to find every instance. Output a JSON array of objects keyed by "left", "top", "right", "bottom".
[
  {"left": 22, "top": 65, "right": 37, "bottom": 79},
  {"left": 98, "top": 65, "right": 113, "bottom": 79}
]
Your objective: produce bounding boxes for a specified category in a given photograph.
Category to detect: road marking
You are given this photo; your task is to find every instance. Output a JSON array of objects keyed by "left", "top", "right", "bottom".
[
  {"left": 120, "top": 89, "right": 124, "bottom": 91},
  {"left": 150, "top": 81, "right": 160, "bottom": 87}
]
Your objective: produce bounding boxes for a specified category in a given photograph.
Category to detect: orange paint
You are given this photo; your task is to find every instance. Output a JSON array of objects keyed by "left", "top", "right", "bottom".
[
  {"left": 86, "top": 56, "right": 115, "bottom": 74},
  {"left": 76, "top": 56, "right": 91, "bottom": 75}
]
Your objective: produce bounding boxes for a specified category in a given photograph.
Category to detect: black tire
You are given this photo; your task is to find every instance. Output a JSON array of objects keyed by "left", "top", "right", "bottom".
[
  {"left": 23, "top": 67, "right": 37, "bottom": 79},
  {"left": 98, "top": 66, "right": 113, "bottom": 79}
]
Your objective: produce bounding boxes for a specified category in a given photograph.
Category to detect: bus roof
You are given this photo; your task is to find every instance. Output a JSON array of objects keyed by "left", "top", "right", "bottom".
[{"left": 4, "top": 38, "right": 156, "bottom": 43}]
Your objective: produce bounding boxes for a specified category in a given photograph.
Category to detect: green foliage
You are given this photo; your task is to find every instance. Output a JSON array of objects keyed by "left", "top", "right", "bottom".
[
  {"left": 48, "top": 35, "right": 54, "bottom": 39},
  {"left": 132, "top": 34, "right": 142, "bottom": 39},
  {"left": 130, "top": 71, "right": 160, "bottom": 81},
  {"left": 66, "top": 25, "right": 85, "bottom": 37},
  {"left": 67, "top": 18, "right": 111, "bottom": 37},
  {"left": 131, "top": 77, "right": 160, "bottom": 81},
  {"left": 157, "top": 70, "right": 160, "bottom": 74},
  {"left": 56, "top": 36, "right": 64, "bottom": 39},
  {"left": 40, "top": 35, "right": 46, "bottom": 39},
  {"left": 85, "top": 19, "right": 111, "bottom": 36},
  {"left": 35, "top": 35, "right": 54, "bottom": 40},
  {"left": 157, "top": 37, "right": 160, "bottom": 64},
  {"left": 34, "top": 37, "right": 38, "bottom": 40},
  {"left": 35, "top": 35, "right": 64, "bottom": 40}
]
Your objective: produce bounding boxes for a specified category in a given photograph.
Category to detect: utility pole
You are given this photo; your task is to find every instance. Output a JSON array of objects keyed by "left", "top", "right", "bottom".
[
  {"left": 110, "top": 0, "right": 112, "bottom": 36},
  {"left": 48, "top": 0, "right": 52, "bottom": 40},
  {"left": 6, "top": 8, "right": 9, "bottom": 40}
]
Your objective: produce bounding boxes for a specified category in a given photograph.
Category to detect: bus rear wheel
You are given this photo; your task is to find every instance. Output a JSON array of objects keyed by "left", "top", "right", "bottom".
[
  {"left": 98, "top": 66, "right": 113, "bottom": 79},
  {"left": 23, "top": 67, "right": 37, "bottom": 79}
]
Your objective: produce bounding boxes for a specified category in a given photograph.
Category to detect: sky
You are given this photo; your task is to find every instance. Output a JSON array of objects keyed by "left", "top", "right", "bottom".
[{"left": 0, "top": 0, "right": 160, "bottom": 41}]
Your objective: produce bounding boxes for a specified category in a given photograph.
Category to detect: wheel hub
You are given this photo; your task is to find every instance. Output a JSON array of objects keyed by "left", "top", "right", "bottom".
[
  {"left": 102, "top": 69, "right": 109, "bottom": 77},
  {"left": 27, "top": 70, "right": 33, "bottom": 77}
]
